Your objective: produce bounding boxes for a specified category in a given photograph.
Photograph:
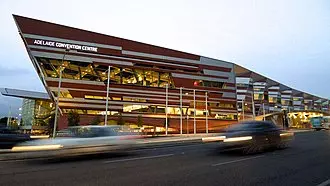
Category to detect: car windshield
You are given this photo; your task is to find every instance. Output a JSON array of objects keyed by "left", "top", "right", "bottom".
[{"left": 226, "top": 121, "right": 277, "bottom": 132}]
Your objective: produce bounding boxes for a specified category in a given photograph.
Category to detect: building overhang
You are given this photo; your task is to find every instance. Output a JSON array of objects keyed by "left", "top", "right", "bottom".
[{"left": 1, "top": 88, "right": 50, "bottom": 100}]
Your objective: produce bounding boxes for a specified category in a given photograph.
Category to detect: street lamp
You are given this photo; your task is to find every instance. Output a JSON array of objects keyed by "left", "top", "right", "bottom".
[
  {"left": 105, "top": 66, "right": 111, "bottom": 126},
  {"left": 165, "top": 84, "right": 168, "bottom": 135},
  {"left": 241, "top": 100, "right": 246, "bottom": 121},
  {"left": 182, "top": 89, "right": 196, "bottom": 134},
  {"left": 205, "top": 91, "right": 208, "bottom": 134},
  {"left": 183, "top": 89, "right": 196, "bottom": 134},
  {"left": 179, "top": 87, "right": 183, "bottom": 135},
  {"left": 53, "top": 48, "right": 69, "bottom": 138},
  {"left": 262, "top": 103, "right": 265, "bottom": 121},
  {"left": 193, "top": 89, "right": 196, "bottom": 134}
]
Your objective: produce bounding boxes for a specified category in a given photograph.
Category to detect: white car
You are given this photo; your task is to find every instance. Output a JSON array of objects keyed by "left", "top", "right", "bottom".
[{"left": 12, "top": 125, "right": 141, "bottom": 158}]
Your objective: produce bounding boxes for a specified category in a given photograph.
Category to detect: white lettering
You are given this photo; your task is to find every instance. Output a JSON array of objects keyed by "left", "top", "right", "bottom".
[
  {"left": 33, "top": 39, "right": 98, "bottom": 52},
  {"left": 34, "top": 40, "right": 42, "bottom": 45}
]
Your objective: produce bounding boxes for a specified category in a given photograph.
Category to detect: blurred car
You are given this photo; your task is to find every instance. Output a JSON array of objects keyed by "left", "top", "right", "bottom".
[
  {"left": 220, "top": 121, "right": 294, "bottom": 154},
  {"left": 0, "top": 127, "right": 31, "bottom": 149},
  {"left": 11, "top": 125, "right": 141, "bottom": 158},
  {"left": 310, "top": 116, "right": 330, "bottom": 131}
]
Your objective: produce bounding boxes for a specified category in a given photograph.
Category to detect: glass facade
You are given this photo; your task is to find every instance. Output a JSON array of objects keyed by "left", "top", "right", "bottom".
[
  {"left": 38, "top": 57, "right": 174, "bottom": 88},
  {"left": 34, "top": 100, "right": 54, "bottom": 126},
  {"left": 36, "top": 57, "right": 237, "bottom": 120},
  {"left": 21, "top": 98, "right": 53, "bottom": 127},
  {"left": 21, "top": 99, "right": 35, "bottom": 126}
]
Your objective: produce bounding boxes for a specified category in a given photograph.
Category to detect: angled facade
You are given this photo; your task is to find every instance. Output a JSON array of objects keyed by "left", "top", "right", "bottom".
[
  {"left": 13, "top": 15, "right": 238, "bottom": 133},
  {"left": 13, "top": 15, "right": 329, "bottom": 132}
]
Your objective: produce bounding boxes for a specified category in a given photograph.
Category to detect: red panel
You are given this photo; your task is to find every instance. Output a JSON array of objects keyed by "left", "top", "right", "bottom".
[
  {"left": 14, "top": 15, "right": 200, "bottom": 61},
  {"left": 172, "top": 77, "right": 194, "bottom": 88}
]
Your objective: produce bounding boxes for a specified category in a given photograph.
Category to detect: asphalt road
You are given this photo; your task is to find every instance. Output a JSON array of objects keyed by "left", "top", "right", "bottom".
[{"left": 1, "top": 131, "right": 330, "bottom": 186}]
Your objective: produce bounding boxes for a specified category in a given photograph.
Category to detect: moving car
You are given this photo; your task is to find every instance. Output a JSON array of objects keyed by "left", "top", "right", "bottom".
[
  {"left": 11, "top": 125, "right": 141, "bottom": 158},
  {"left": 0, "top": 127, "right": 31, "bottom": 149},
  {"left": 220, "top": 121, "right": 293, "bottom": 154},
  {"left": 310, "top": 116, "right": 330, "bottom": 131}
]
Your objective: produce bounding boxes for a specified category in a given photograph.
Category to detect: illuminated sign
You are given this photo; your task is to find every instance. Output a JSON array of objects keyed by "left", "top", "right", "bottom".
[{"left": 33, "top": 39, "right": 98, "bottom": 52}]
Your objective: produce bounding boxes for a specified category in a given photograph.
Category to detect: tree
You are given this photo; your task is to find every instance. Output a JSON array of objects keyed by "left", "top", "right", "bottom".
[
  {"left": 0, "top": 117, "right": 8, "bottom": 125},
  {"left": 137, "top": 115, "right": 143, "bottom": 127},
  {"left": 91, "top": 116, "right": 101, "bottom": 125},
  {"left": 117, "top": 113, "right": 125, "bottom": 125},
  {"left": 68, "top": 111, "right": 80, "bottom": 127}
]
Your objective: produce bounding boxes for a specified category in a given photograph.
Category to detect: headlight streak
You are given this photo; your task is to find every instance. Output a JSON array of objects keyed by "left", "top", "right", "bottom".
[
  {"left": 223, "top": 136, "right": 253, "bottom": 142},
  {"left": 12, "top": 144, "right": 63, "bottom": 152}
]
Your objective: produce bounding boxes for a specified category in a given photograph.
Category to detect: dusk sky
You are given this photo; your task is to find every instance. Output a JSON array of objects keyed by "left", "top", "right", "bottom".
[{"left": 0, "top": 0, "right": 329, "bottom": 117}]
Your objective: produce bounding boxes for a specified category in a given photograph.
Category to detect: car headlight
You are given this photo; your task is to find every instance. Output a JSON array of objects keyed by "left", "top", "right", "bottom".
[
  {"left": 280, "top": 133, "right": 294, "bottom": 137},
  {"left": 223, "top": 136, "right": 253, "bottom": 142},
  {"left": 12, "top": 144, "right": 63, "bottom": 152},
  {"left": 202, "top": 136, "right": 226, "bottom": 142}
]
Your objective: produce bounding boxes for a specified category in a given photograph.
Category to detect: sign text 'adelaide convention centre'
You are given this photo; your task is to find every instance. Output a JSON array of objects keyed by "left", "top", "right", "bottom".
[{"left": 33, "top": 39, "right": 98, "bottom": 52}]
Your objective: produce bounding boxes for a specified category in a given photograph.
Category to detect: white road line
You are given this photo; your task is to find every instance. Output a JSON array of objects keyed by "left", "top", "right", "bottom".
[
  {"left": 317, "top": 178, "right": 330, "bottom": 186},
  {"left": 211, "top": 155, "right": 265, "bottom": 167},
  {"left": 103, "top": 154, "right": 174, "bottom": 164}
]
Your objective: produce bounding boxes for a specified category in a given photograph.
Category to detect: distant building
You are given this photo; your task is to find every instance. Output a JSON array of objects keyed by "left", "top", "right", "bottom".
[{"left": 1, "top": 88, "right": 51, "bottom": 132}]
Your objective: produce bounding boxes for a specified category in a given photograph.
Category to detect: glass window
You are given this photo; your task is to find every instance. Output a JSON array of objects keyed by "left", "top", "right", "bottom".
[
  {"left": 219, "top": 103, "right": 235, "bottom": 109},
  {"left": 201, "top": 80, "right": 224, "bottom": 88},
  {"left": 269, "top": 96, "right": 277, "bottom": 103},
  {"left": 37, "top": 57, "right": 175, "bottom": 87},
  {"left": 254, "top": 93, "right": 264, "bottom": 100}
]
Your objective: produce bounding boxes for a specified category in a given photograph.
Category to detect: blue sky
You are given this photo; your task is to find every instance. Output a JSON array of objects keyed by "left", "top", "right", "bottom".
[{"left": 0, "top": 0, "right": 329, "bottom": 117}]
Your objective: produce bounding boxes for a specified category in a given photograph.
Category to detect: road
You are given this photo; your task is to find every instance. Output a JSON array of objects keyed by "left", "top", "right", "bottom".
[{"left": 1, "top": 131, "right": 330, "bottom": 186}]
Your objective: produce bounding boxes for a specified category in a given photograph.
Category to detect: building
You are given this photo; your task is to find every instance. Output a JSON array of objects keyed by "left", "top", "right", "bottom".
[
  {"left": 13, "top": 15, "right": 238, "bottom": 133},
  {"left": 1, "top": 88, "right": 52, "bottom": 133},
  {"left": 11, "top": 15, "right": 330, "bottom": 132}
]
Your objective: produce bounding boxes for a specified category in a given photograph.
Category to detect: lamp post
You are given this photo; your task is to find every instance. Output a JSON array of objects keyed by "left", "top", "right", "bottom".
[
  {"left": 53, "top": 48, "right": 69, "bottom": 138},
  {"left": 205, "top": 91, "right": 208, "bottom": 134},
  {"left": 186, "top": 115, "right": 189, "bottom": 134},
  {"left": 251, "top": 91, "right": 255, "bottom": 120},
  {"left": 193, "top": 89, "right": 196, "bottom": 135},
  {"left": 165, "top": 84, "right": 168, "bottom": 135},
  {"left": 6, "top": 106, "right": 11, "bottom": 127},
  {"left": 262, "top": 103, "right": 265, "bottom": 121},
  {"left": 242, "top": 100, "right": 245, "bottom": 120},
  {"left": 18, "top": 107, "right": 22, "bottom": 126},
  {"left": 180, "top": 87, "right": 183, "bottom": 135},
  {"left": 105, "top": 66, "right": 111, "bottom": 125}
]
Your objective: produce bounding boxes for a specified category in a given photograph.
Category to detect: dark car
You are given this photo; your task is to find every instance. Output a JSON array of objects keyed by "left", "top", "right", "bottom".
[
  {"left": 0, "top": 128, "right": 31, "bottom": 149},
  {"left": 222, "top": 121, "right": 294, "bottom": 154}
]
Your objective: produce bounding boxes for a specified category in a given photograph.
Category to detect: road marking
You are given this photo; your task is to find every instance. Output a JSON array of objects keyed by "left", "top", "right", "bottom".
[
  {"left": 103, "top": 154, "right": 174, "bottom": 164},
  {"left": 211, "top": 155, "right": 265, "bottom": 167},
  {"left": 317, "top": 178, "right": 330, "bottom": 186}
]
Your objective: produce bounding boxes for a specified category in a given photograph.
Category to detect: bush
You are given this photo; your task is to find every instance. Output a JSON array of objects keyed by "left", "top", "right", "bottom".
[
  {"left": 91, "top": 116, "right": 102, "bottom": 125},
  {"left": 137, "top": 115, "right": 143, "bottom": 127},
  {"left": 117, "top": 113, "right": 125, "bottom": 125},
  {"left": 68, "top": 111, "right": 80, "bottom": 126}
]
